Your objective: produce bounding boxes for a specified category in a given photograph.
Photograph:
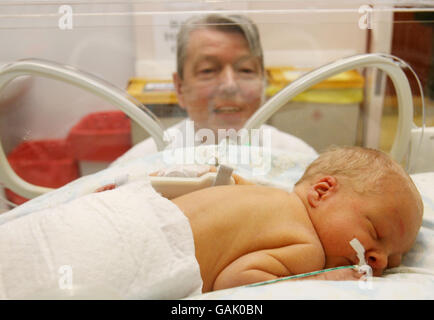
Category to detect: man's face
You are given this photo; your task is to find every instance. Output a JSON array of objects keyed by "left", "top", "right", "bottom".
[{"left": 173, "top": 28, "right": 265, "bottom": 134}]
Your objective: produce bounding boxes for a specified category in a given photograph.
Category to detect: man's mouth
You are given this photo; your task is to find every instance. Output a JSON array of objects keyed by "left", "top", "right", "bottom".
[{"left": 213, "top": 106, "right": 242, "bottom": 114}]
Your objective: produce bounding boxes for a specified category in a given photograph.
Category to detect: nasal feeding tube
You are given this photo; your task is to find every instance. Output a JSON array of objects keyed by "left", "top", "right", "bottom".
[{"left": 246, "top": 238, "right": 372, "bottom": 287}]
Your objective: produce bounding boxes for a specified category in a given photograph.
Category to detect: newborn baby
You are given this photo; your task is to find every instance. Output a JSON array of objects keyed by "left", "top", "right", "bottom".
[{"left": 171, "top": 146, "right": 423, "bottom": 292}]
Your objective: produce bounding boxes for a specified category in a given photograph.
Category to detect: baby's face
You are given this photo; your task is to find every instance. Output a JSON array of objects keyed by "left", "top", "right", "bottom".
[{"left": 310, "top": 179, "right": 422, "bottom": 276}]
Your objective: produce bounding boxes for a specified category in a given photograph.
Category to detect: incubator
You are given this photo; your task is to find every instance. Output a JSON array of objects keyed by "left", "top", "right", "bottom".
[{"left": 0, "top": 1, "right": 434, "bottom": 300}]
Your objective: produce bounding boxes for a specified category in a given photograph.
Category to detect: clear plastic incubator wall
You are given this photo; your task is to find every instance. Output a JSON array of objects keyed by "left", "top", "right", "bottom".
[{"left": 0, "top": 0, "right": 433, "bottom": 300}]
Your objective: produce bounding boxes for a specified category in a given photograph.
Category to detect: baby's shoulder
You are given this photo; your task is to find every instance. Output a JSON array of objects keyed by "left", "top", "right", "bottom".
[{"left": 273, "top": 193, "right": 322, "bottom": 248}]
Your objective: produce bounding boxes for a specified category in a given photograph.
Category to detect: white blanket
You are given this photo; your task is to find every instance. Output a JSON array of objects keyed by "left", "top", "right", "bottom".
[{"left": 0, "top": 180, "right": 202, "bottom": 299}]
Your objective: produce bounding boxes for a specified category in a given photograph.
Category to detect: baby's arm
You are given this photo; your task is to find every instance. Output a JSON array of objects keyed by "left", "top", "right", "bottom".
[
  {"left": 208, "top": 166, "right": 254, "bottom": 185},
  {"left": 150, "top": 165, "right": 255, "bottom": 185},
  {"left": 295, "top": 267, "right": 363, "bottom": 281},
  {"left": 212, "top": 243, "right": 324, "bottom": 290},
  {"left": 95, "top": 165, "right": 254, "bottom": 193}
]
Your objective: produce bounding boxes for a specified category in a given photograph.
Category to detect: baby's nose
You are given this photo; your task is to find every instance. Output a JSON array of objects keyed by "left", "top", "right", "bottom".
[{"left": 366, "top": 251, "right": 388, "bottom": 276}]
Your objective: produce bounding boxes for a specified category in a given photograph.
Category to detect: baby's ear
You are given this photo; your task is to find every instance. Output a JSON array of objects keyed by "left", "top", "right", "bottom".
[{"left": 307, "top": 176, "right": 338, "bottom": 208}]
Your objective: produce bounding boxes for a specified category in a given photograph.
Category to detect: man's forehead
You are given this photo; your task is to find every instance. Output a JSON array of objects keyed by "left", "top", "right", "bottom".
[
  {"left": 191, "top": 54, "right": 259, "bottom": 65},
  {"left": 187, "top": 28, "right": 249, "bottom": 49}
]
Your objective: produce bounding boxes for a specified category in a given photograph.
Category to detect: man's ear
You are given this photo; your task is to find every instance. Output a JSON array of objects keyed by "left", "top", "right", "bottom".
[
  {"left": 307, "top": 176, "right": 338, "bottom": 208},
  {"left": 173, "top": 72, "right": 186, "bottom": 110}
]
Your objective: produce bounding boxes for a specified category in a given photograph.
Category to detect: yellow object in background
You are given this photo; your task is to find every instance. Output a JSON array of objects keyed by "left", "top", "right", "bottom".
[
  {"left": 266, "top": 67, "right": 364, "bottom": 104},
  {"left": 127, "top": 68, "right": 364, "bottom": 106},
  {"left": 126, "top": 78, "right": 184, "bottom": 145},
  {"left": 127, "top": 78, "right": 178, "bottom": 105}
]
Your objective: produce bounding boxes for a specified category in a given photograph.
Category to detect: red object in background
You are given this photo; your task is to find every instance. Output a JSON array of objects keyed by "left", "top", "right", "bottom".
[
  {"left": 5, "top": 139, "right": 80, "bottom": 205},
  {"left": 67, "top": 111, "right": 132, "bottom": 162}
]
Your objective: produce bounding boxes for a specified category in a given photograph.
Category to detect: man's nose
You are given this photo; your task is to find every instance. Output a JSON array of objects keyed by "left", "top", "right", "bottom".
[
  {"left": 219, "top": 66, "right": 238, "bottom": 92},
  {"left": 366, "top": 251, "right": 388, "bottom": 276}
]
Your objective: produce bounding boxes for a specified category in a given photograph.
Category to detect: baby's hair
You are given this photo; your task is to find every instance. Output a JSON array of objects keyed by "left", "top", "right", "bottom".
[{"left": 296, "top": 146, "right": 422, "bottom": 210}]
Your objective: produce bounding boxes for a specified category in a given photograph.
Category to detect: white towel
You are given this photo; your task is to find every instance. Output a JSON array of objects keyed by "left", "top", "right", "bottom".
[{"left": 0, "top": 180, "right": 202, "bottom": 299}]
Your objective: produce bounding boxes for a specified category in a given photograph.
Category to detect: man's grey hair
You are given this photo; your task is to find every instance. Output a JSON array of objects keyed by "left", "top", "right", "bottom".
[{"left": 176, "top": 13, "right": 264, "bottom": 79}]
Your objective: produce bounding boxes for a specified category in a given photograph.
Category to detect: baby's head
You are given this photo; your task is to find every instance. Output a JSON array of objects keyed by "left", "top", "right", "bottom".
[{"left": 294, "top": 146, "right": 423, "bottom": 276}]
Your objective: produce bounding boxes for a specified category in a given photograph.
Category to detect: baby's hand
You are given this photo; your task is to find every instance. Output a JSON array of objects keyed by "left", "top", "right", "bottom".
[
  {"left": 208, "top": 166, "right": 254, "bottom": 185},
  {"left": 150, "top": 165, "right": 211, "bottom": 177},
  {"left": 302, "top": 268, "right": 364, "bottom": 281},
  {"left": 94, "top": 183, "right": 116, "bottom": 193},
  {"left": 150, "top": 165, "right": 254, "bottom": 185}
]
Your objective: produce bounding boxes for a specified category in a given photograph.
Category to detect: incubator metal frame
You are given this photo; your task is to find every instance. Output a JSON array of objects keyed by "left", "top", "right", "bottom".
[
  {"left": 0, "top": 59, "right": 167, "bottom": 199},
  {"left": 244, "top": 53, "right": 414, "bottom": 162},
  {"left": 0, "top": 53, "right": 415, "bottom": 200}
]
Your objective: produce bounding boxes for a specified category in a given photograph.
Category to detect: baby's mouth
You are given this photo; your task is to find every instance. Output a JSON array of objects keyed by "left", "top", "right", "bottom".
[{"left": 213, "top": 106, "right": 242, "bottom": 114}]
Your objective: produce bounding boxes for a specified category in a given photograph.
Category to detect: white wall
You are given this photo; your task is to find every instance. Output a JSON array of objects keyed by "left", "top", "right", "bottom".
[{"left": 133, "top": 1, "right": 368, "bottom": 78}]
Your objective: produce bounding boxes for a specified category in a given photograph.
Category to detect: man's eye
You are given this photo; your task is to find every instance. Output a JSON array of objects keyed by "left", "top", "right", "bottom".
[
  {"left": 199, "top": 68, "right": 215, "bottom": 74},
  {"left": 238, "top": 67, "right": 256, "bottom": 74}
]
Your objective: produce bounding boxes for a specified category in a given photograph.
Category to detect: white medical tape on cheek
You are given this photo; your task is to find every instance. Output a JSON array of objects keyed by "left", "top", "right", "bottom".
[
  {"left": 349, "top": 238, "right": 373, "bottom": 276},
  {"left": 349, "top": 238, "right": 366, "bottom": 265}
]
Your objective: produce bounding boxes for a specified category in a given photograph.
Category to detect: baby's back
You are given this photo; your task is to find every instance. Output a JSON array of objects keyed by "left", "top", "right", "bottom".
[{"left": 172, "top": 185, "right": 323, "bottom": 291}]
